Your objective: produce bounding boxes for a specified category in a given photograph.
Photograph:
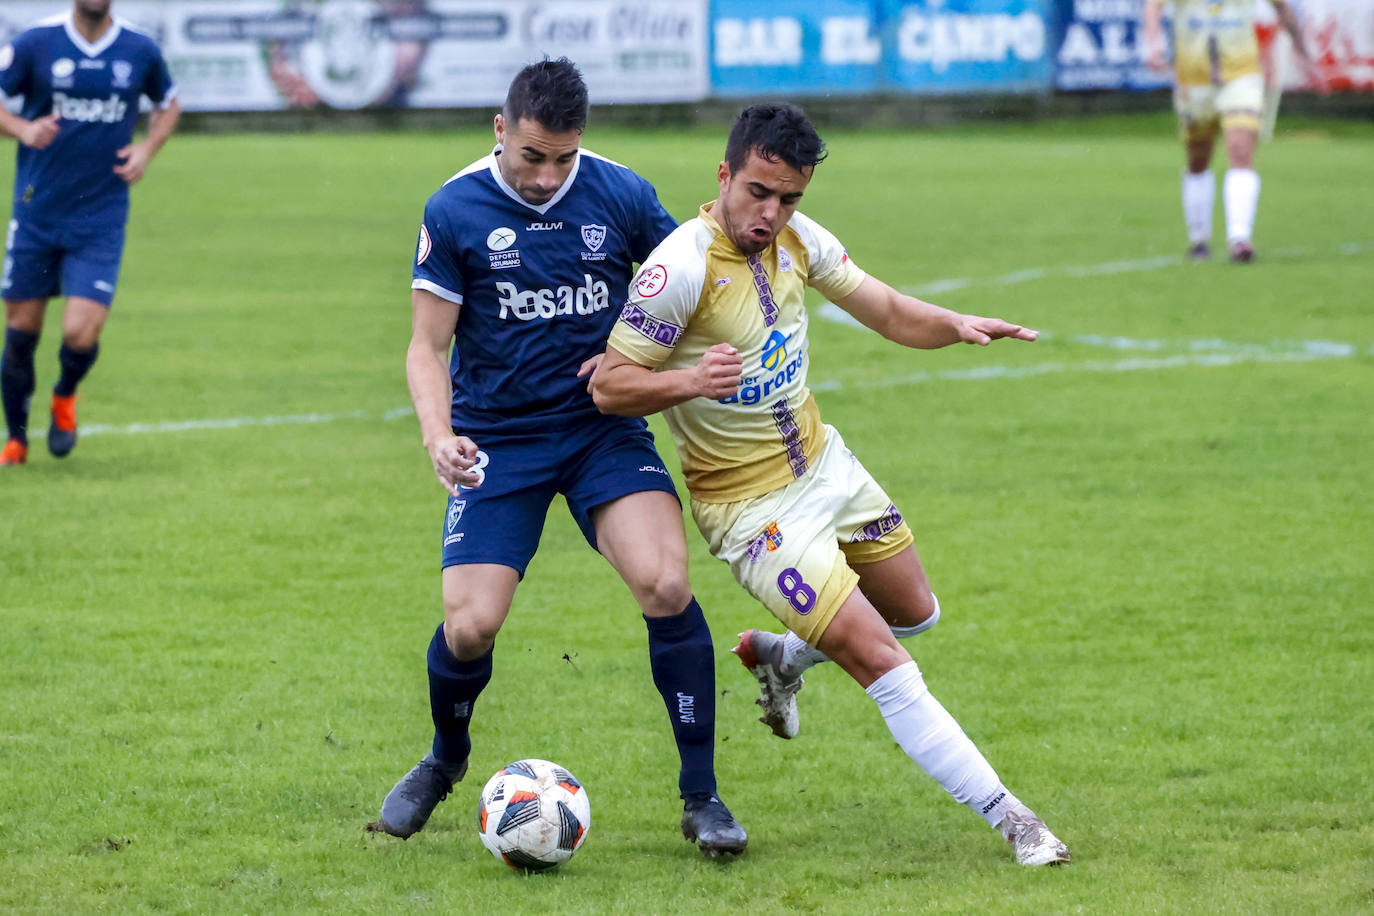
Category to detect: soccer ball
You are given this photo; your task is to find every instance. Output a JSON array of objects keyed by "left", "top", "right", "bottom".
[{"left": 477, "top": 758, "right": 590, "bottom": 872}]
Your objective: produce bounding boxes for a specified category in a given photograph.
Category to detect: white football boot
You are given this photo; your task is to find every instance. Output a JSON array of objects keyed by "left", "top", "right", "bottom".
[
  {"left": 997, "top": 804, "right": 1072, "bottom": 866},
  {"left": 732, "top": 630, "right": 803, "bottom": 739}
]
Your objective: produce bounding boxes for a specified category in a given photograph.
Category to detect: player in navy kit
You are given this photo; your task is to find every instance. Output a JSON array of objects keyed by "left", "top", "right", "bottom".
[
  {"left": 0, "top": 0, "right": 179, "bottom": 467},
  {"left": 369, "top": 58, "right": 748, "bottom": 857}
]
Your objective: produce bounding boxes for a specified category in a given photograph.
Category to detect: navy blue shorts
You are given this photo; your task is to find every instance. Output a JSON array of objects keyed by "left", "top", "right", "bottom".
[
  {"left": 440, "top": 415, "right": 679, "bottom": 576},
  {"left": 2, "top": 214, "right": 125, "bottom": 306}
]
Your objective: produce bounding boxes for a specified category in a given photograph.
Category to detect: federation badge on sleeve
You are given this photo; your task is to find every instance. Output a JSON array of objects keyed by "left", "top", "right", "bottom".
[{"left": 417, "top": 224, "right": 432, "bottom": 265}]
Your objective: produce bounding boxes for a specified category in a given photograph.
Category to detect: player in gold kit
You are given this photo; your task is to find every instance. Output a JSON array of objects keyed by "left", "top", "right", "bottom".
[{"left": 1145, "top": 0, "right": 1318, "bottom": 262}]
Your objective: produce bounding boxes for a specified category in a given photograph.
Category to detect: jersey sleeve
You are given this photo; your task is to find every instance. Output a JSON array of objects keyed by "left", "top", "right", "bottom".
[
  {"left": 411, "top": 195, "right": 466, "bottom": 305},
  {"left": 608, "top": 242, "right": 702, "bottom": 369},
  {"left": 0, "top": 33, "right": 34, "bottom": 100},
  {"left": 628, "top": 176, "right": 678, "bottom": 264},
  {"left": 791, "top": 211, "right": 868, "bottom": 302},
  {"left": 143, "top": 43, "right": 176, "bottom": 108}
]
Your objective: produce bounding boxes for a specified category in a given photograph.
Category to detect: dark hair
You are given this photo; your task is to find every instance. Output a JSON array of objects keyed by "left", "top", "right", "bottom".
[
  {"left": 724, "top": 103, "right": 827, "bottom": 174},
  {"left": 503, "top": 57, "right": 588, "bottom": 133}
]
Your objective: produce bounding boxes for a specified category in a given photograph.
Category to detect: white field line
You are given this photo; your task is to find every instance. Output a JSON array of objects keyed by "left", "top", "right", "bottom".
[{"left": 52, "top": 242, "right": 1370, "bottom": 440}]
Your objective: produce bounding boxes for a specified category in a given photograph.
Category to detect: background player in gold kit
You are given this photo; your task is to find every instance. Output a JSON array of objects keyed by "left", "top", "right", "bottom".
[{"left": 1144, "top": 0, "right": 1319, "bottom": 262}]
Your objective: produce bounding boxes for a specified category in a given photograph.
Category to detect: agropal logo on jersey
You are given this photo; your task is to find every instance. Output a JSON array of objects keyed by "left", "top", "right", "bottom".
[
  {"left": 496, "top": 275, "right": 610, "bottom": 322},
  {"left": 721, "top": 328, "right": 804, "bottom": 406},
  {"left": 52, "top": 92, "right": 128, "bottom": 124}
]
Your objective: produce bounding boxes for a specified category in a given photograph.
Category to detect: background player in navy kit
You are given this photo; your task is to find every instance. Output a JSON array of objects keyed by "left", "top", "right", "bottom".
[
  {"left": 0, "top": 0, "right": 179, "bottom": 466},
  {"left": 369, "top": 58, "right": 747, "bottom": 857}
]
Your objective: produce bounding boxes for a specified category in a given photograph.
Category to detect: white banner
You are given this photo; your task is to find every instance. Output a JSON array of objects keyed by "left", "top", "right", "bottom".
[{"left": 0, "top": 0, "right": 710, "bottom": 111}]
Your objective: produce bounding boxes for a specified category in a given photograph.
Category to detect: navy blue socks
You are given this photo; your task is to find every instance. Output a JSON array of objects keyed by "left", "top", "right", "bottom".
[
  {"left": 54, "top": 342, "right": 99, "bottom": 398},
  {"left": 1, "top": 328, "right": 39, "bottom": 444},
  {"left": 427, "top": 623, "right": 492, "bottom": 766},
  {"left": 645, "top": 597, "right": 718, "bottom": 797}
]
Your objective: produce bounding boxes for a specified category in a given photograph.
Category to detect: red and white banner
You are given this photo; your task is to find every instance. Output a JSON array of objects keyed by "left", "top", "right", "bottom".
[{"left": 1258, "top": 0, "right": 1374, "bottom": 90}]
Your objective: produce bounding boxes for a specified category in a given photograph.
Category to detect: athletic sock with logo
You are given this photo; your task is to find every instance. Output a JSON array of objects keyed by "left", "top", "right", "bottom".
[
  {"left": 1, "top": 328, "right": 40, "bottom": 444},
  {"left": 644, "top": 598, "right": 717, "bottom": 797},
  {"left": 1182, "top": 169, "right": 1215, "bottom": 244},
  {"left": 426, "top": 623, "right": 491, "bottom": 767},
  {"left": 1223, "top": 168, "right": 1261, "bottom": 243},
  {"left": 54, "top": 342, "right": 99, "bottom": 398},
  {"left": 865, "top": 660, "right": 1019, "bottom": 827}
]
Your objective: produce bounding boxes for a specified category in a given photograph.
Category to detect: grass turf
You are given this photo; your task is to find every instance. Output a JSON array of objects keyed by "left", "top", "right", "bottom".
[{"left": 0, "top": 114, "right": 1370, "bottom": 913}]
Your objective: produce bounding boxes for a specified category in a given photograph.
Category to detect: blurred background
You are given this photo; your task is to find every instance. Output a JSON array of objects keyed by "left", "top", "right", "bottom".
[{"left": 2, "top": 0, "right": 1369, "bottom": 127}]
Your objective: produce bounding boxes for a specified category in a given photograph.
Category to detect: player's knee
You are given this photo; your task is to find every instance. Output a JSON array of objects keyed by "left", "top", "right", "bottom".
[
  {"left": 628, "top": 567, "right": 692, "bottom": 618},
  {"left": 441, "top": 603, "right": 502, "bottom": 658},
  {"left": 891, "top": 593, "right": 941, "bottom": 639}
]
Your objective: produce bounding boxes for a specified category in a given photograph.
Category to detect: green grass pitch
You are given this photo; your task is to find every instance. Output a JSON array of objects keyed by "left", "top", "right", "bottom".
[{"left": 1, "top": 113, "right": 1370, "bottom": 913}]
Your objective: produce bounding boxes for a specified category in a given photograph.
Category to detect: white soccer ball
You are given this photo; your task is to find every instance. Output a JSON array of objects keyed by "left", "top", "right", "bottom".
[{"left": 477, "top": 758, "right": 590, "bottom": 871}]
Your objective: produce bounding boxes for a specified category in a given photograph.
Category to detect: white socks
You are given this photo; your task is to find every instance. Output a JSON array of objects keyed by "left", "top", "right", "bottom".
[
  {"left": 1224, "top": 168, "right": 1261, "bottom": 243},
  {"left": 1181, "top": 170, "right": 1215, "bottom": 244},
  {"left": 780, "top": 595, "right": 942, "bottom": 678},
  {"left": 865, "top": 660, "right": 1019, "bottom": 827}
]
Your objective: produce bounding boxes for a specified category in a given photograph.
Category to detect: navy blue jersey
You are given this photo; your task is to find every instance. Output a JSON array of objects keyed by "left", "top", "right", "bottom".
[
  {"left": 0, "top": 14, "right": 175, "bottom": 222},
  {"left": 412, "top": 146, "right": 677, "bottom": 435}
]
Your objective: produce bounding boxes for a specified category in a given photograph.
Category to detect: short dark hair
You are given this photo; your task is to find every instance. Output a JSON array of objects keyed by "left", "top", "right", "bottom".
[
  {"left": 724, "top": 103, "right": 827, "bottom": 174},
  {"left": 503, "top": 57, "right": 588, "bottom": 133}
]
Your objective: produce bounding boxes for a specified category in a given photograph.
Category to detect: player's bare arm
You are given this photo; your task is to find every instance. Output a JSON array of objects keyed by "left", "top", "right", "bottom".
[
  {"left": 1143, "top": 0, "right": 1167, "bottom": 72},
  {"left": 115, "top": 96, "right": 181, "bottom": 185},
  {"left": 406, "top": 288, "right": 479, "bottom": 495},
  {"left": 835, "top": 275, "right": 1037, "bottom": 348},
  {"left": 0, "top": 109, "right": 60, "bottom": 150},
  {"left": 591, "top": 343, "right": 742, "bottom": 417},
  {"left": 1270, "top": 0, "right": 1323, "bottom": 90}
]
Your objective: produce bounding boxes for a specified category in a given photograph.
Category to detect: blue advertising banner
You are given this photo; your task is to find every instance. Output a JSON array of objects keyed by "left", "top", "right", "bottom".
[
  {"left": 881, "top": 0, "right": 1054, "bottom": 95},
  {"left": 710, "top": 0, "right": 880, "bottom": 97},
  {"left": 1054, "top": 0, "right": 1171, "bottom": 90}
]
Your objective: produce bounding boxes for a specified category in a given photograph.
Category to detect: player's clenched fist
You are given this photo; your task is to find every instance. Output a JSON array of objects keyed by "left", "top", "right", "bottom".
[
  {"left": 694, "top": 342, "right": 743, "bottom": 399},
  {"left": 20, "top": 113, "right": 59, "bottom": 150},
  {"left": 426, "top": 434, "right": 481, "bottom": 496}
]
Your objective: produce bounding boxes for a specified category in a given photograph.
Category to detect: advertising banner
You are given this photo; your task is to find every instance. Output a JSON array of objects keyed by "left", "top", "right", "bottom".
[
  {"left": 880, "top": 0, "right": 1054, "bottom": 95},
  {"left": 710, "top": 0, "right": 881, "bottom": 97},
  {"left": 1054, "top": 0, "right": 1170, "bottom": 90},
  {"left": 0, "top": 0, "right": 709, "bottom": 111}
]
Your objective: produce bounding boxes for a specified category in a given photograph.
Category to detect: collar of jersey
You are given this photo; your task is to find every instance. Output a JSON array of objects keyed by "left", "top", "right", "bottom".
[
  {"left": 487, "top": 144, "right": 582, "bottom": 216},
  {"left": 697, "top": 201, "right": 757, "bottom": 262},
  {"left": 63, "top": 13, "right": 123, "bottom": 58}
]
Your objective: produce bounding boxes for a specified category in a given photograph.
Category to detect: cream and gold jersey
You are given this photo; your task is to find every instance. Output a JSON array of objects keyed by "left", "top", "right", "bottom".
[
  {"left": 1171, "top": 0, "right": 1262, "bottom": 86},
  {"left": 607, "top": 204, "right": 867, "bottom": 504}
]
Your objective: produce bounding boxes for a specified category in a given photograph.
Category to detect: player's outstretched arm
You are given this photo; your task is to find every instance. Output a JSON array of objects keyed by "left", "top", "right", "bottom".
[
  {"left": 406, "top": 289, "right": 479, "bottom": 496},
  {"left": 834, "top": 275, "right": 1037, "bottom": 349},
  {"left": 591, "top": 343, "right": 742, "bottom": 417}
]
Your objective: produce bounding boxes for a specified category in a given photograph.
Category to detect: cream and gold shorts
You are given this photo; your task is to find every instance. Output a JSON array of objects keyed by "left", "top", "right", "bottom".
[
  {"left": 690, "top": 426, "right": 913, "bottom": 646},
  {"left": 1175, "top": 72, "right": 1265, "bottom": 141}
]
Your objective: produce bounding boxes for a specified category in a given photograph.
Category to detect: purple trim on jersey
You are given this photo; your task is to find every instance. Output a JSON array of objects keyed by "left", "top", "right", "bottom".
[
  {"left": 852, "top": 504, "right": 905, "bottom": 543},
  {"left": 747, "top": 254, "right": 779, "bottom": 327},
  {"left": 771, "top": 397, "right": 807, "bottom": 478},
  {"left": 619, "top": 302, "right": 683, "bottom": 348}
]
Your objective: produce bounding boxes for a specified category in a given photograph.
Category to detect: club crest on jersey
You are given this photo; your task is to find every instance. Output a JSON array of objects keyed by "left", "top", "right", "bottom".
[
  {"left": 112, "top": 60, "right": 133, "bottom": 89},
  {"left": 581, "top": 224, "right": 606, "bottom": 252},
  {"left": 52, "top": 58, "right": 75, "bottom": 79},
  {"left": 416, "top": 224, "right": 432, "bottom": 265},
  {"left": 778, "top": 247, "right": 793, "bottom": 273}
]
